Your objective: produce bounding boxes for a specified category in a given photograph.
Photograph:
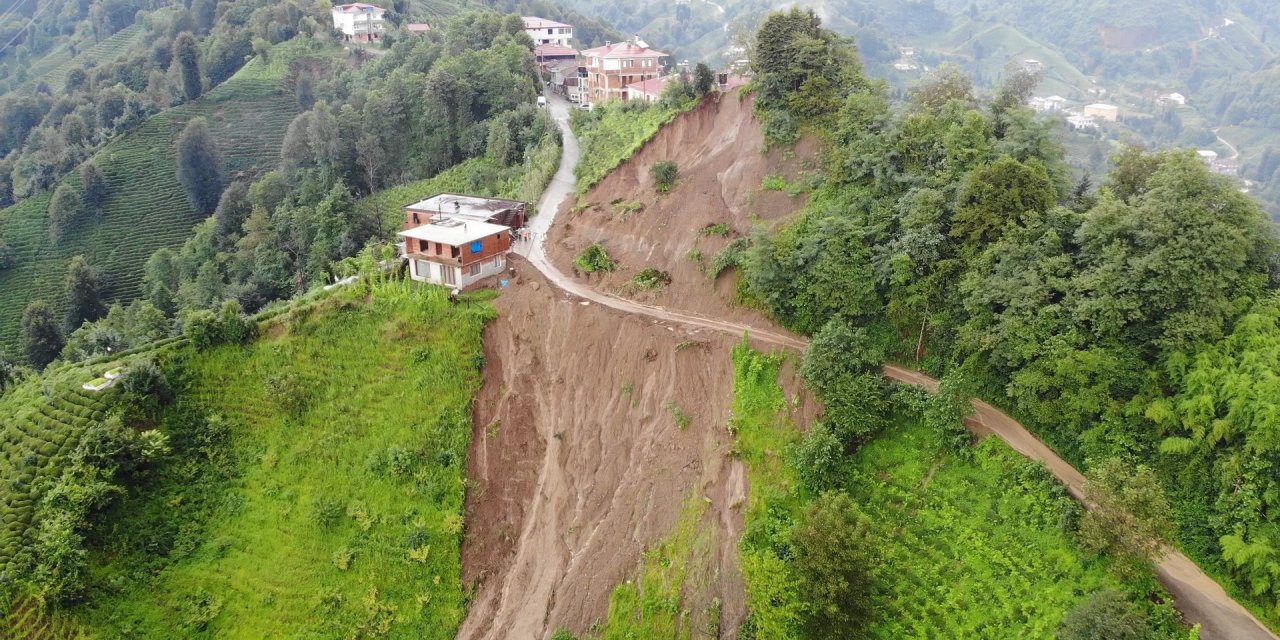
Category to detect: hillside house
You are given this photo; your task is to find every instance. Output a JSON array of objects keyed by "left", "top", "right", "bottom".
[
  {"left": 406, "top": 23, "right": 432, "bottom": 34},
  {"left": 398, "top": 194, "right": 529, "bottom": 289},
  {"left": 625, "top": 76, "right": 669, "bottom": 103},
  {"left": 1083, "top": 103, "right": 1119, "bottom": 122},
  {"left": 582, "top": 38, "right": 667, "bottom": 103},
  {"left": 1030, "top": 95, "right": 1067, "bottom": 112},
  {"left": 1067, "top": 114, "right": 1098, "bottom": 130},
  {"left": 1159, "top": 92, "right": 1187, "bottom": 106},
  {"left": 535, "top": 43, "right": 579, "bottom": 63},
  {"left": 523, "top": 16, "right": 573, "bottom": 46},
  {"left": 1022, "top": 59, "right": 1045, "bottom": 72},
  {"left": 332, "top": 3, "right": 385, "bottom": 42}
]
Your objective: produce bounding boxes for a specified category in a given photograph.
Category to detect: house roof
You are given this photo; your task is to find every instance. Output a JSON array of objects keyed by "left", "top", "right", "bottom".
[
  {"left": 406, "top": 193, "right": 525, "bottom": 222},
  {"left": 625, "top": 76, "right": 668, "bottom": 95},
  {"left": 399, "top": 219, "right": 509, "bottom": 246},
  {"left": 581, "top": 41, "right": 666, "bottom": 59},
  {"left": 407, "top": 23, "right": 431, "bottom": 32},
  {"left": 1085, "top": 103, "right": 1118, "bottom": 110},
  {"left": 334, "top": 3, "right": 382, "bottom": 13},
  {"left": 523, "top": 16, "right": 571, "bottom": 30},
  {"left": 535, "top": 43, "right": 579, "bottom": 58}
]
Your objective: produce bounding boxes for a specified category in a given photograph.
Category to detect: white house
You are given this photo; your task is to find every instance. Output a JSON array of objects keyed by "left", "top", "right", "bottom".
[
  {"left": 1067, "top": 115, "right": 1098, "bottom": 130},
  {"left": 1030, "top": 95, "right": 1067, "bottom": 112},
  {"left": 332, "top": 3, "right": 385, "bottom": 42},
  {"left": 400, "top": 220, "right": 511, "bottom": 289},
  {"left": 1160, "top": 92, "right": 1187, "bottom": 106},
  {"left": 1083, "top": 103, "right": 1119, "bottom": 122},
  {"left": 523, "top": 16, "right": 573, "bottom": 47},
  {"left": 1197, "top": 149, "right": 1219, "bottom": 162}
]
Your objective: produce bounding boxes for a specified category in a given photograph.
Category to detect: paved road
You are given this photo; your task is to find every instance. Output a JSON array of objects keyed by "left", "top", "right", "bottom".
[{"left": 516, "top": 93, "right": 1278, "bottom": 640}]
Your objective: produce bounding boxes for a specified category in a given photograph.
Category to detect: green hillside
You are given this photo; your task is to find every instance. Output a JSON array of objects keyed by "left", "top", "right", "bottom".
[
  {"left": 938, "top": 19, "right": 1093, "bottom": 97},
  {"left": 21, "top": 23, "right": 149, "bottom": 93},
  {"left": 0, "top": 39, "right": 322, "bottom": 355},
  {"left": 0, "top": 278, "right": 493, "bottom": 638}
]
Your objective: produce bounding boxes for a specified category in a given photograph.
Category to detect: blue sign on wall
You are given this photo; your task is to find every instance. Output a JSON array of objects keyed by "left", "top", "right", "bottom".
[{"left": 470, "top": 240, "right": 484, "bottom": 254}]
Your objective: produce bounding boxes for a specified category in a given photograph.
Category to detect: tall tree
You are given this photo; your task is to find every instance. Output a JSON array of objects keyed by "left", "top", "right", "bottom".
[
  {"left": 174, "top": 32, "right": 203, "bottom": 101},
  {"left": 175, "top": 117, "right": 223, "bottom": 213},
  {"left": 64, "top": 255, "right": 107, "bottom": 331},
  {"left": 22, "top": 300, "right": 64, "bottom": 368},
  {"left": 693, "top": 62, "right": 715, "bottom": 95},
  {"left": 47, "top": 183, "right": 84, "bottom": 241},
  {"left": 212, "top": 180, "right": 252, "bottom": 244},
  {"left": 80, "top": 160, "right": 108, "bottom": 219}
]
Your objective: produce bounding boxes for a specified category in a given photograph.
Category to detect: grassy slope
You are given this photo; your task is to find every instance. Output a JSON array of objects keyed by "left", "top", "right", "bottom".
[
  {"left": 22, "top": 24, "right": 149, "bottom": 93},
  {"left": 0, "top": 39, "right": 318, "bottom": 354},
  {"left": 572, "top": 101, "right": 687, "bottom": 194},
  {"left": 938, "top": 19, "right": 1093, "bottom": 98},
  {"left": 729, "top": 344, "right": 1144, "bottom": 638},
  {"left": 67, "top": 281, "right": 492, "bottom": 637}
]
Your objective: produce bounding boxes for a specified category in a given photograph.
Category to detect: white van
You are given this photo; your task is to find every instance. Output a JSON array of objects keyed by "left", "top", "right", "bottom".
[{"left": 537, "top": 96, "right": 548, "bottom": 108}]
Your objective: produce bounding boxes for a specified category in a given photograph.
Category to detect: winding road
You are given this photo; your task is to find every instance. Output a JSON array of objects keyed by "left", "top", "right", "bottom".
[{"left": 515, "top": 94, "right": 1278, "bottom": 640}]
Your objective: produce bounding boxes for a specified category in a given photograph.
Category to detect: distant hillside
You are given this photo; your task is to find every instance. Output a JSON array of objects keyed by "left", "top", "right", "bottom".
[{"left": 0, "top": 40, "right": 322, "bottom": 354}]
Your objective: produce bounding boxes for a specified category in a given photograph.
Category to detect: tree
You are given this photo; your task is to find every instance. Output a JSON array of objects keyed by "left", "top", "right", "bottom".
[
  {"left": 80, "top": 160, "right": 108, "bottom": 218},
  {"left": 1058, "top": 590, "right": 1154, "bottom": 640},
  {"left": 693, "top": 62, "right": 715, "bottom": 95},
  {"left": 0, "top": 241, "right": 16, "bottom": 270},
  {"left": 793, "top": 423, "right": 845, "bottom": 492},
  {"left": 212, "top": 180, "right": 251, "bottom": 243},
  {"left": 801, "top": 318, "right": 881, "bottom": 395},
  {"left": 951, "top": 156, "right": 1055, "bottom": 247},
  {"left": 47, "top": 183, "right": 85, "bottom": 241},
  {"left": 911, "top": 63, "right": 975, "bottom": 113},
  {"left": 990, "top": 62, "right": 1041, "bottom": 118},
  {"left": 22, "top": 300, "right": 64, "bottom": 368},
  {"left": 0, "top": 351, "right": 17, "bottom": 392},
  {"left": 174, "top": 32, "right": 203, "bottom": 101},
  {"left": 791, "top": 492, "right": 876, "bottom": 638},
  {"left": 175, "top": 117, "right": 223, "bottom": 213},
  {"left": 1079, "top": 458, "right": 1174, "bottom": 579},
  {"left": 295, "top": 74, "right": 315, "bottom": 110},
  {"left": 64, "top": 255, "right": 107, "bottom": 331}
]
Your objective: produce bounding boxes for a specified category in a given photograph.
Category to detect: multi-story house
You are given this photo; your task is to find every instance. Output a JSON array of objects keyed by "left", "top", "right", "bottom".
[
  {"left": 523, "top": 16, "right": 573, "bottom": 46},
  {"left": 398, "top": 194, "right": 528, "bottom": 290},
  {"left": 581, "top": 38, "right": 667, "bottom": 104},
  {"left": 331, "top": 3, "right": 385, "bottom": 42}
]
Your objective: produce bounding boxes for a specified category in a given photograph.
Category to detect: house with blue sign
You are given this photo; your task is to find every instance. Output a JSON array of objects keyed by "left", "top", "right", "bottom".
[{"left": 398, "top": 194, "right": 528, "bottom": 289}]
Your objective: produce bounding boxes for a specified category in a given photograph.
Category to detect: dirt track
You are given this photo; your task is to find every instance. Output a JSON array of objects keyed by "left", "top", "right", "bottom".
[{"left": 462, "top": 93, "right": 1279, "bottom": 640}]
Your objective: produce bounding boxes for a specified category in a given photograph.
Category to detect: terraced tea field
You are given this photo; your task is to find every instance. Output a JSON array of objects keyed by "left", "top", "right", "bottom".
[
  {"left": 0, "top": 362, "right": 119, "bottom": 574},
  {"left": 22, "top": 24, "right": 148, "bottom": 92},
  {"left": 0, "top": 41, "right": 321, "bottom": 354}
]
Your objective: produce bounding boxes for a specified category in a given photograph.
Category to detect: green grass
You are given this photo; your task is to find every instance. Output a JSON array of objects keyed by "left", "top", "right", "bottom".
[
  {"left": 572, "top": 101, "right": 691, "bottom": 194},
  {"left": 23, "top": 24, "right": 149, "bottom": 92},
  {"left": 0, "top": 39, "right": 326, "bottom": 355},
  {"left": 729, "top": 343, "right": 1161, "bottom": 638},
  {"left": 937, "top": 19, "right": 1093, "bottom": 99},
  {"left": 593, "top": 494, "right": 713, "bottom": 639},
  {"left": 66, "top": 279, "right": 493, "bottom": 637}
]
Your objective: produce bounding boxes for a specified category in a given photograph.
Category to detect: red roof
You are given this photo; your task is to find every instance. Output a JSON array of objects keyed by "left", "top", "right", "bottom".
[
  {"left": 625, "top": 76, "right": 669, "bottom": 96},
  {"left": 523, "top": 16, "right": 571, "bottom": 30},
  {"left": 535, "top": 43, "right": 579, "bottom": 58},
  {"left": 335, "top": 3, "right": 382, "bottom": 13},
  {"left": 407, "top": 23, "right": 431, "bottom": 33},
  {"left": 581, "top": 42, "right": 666, "bottom": 59}
]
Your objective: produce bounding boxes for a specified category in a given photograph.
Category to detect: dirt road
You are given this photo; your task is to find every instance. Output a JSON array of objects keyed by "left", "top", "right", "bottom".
[{"left": 508, "top": 94, "right": 1278, "bottom": 640}]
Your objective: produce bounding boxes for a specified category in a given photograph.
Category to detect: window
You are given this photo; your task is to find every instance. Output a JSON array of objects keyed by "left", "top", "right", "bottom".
[
  {"left": 623, "top": 59, "right": 633, "bottom": 67},
  {"left": 468, "top": 263, "right": 481, "bottom": 276},
  {"left": 419, "top": 239, "right": 430, "bottom": 252},
  {"left": 495, "top": 254, "right": 505, "bottom": 268}
]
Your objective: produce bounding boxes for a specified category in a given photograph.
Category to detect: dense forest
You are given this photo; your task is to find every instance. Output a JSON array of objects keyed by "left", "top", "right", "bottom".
[{"left": 721, "top": 7, "right": 1280, "bottom": 634}]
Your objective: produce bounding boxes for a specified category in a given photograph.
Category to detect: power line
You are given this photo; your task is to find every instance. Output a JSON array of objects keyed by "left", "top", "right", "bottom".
[{"left": 0, "top": 0, "right": 61, "bottom": 62}]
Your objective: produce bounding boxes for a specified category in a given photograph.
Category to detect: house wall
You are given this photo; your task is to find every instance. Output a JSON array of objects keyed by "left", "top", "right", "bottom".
[
  {"left": 526, "top": 27, "right": 572, "bottom": 46},
  {"left": 587, "top": 67, "right": 662, "bottom": 103},
  {"left": 408, "top": 253, "right": 507, "bottom": 289}
]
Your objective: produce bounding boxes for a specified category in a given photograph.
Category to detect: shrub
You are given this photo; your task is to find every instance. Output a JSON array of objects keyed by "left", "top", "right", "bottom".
[
  {"left": 791, "top": 492, "right": 876, "bottom": 638},
  {"left": 792, "top": 422, "right": 845, "bottom": 493},
  {"left": 574, "top": 244, "right": 617, "bottom": 273},
  {"left": 651, "top": 160, "right": 678, "bottom": 192},
  {"left": 700, "top": 222, "right": 731, "bottom": 237},
  {"left": 0, "top": 242, "right": 15, "bottom": 270},
  {"left": 265, "top": 371, "right": 308, "bottom": 419},
  {"left": 923, "top": 372, "right": 974, "bottom": 457},
  {"left": 631, "top": 268, "right": 672, "bottom": 291},
  {"left": 1058, "top": 590, "right": 1153, "bottom": 640},
  {"left": 664, "top": 401, "right": 692, "bottom": 429}
]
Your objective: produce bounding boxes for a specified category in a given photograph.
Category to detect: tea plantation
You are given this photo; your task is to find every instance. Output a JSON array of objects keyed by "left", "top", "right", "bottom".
[{"left": 0, "top": 39, "right": 320, "bottom": 354}]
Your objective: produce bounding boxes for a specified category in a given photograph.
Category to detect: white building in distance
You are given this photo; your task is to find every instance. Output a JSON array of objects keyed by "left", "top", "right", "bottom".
[
  {"left": 331, "top": 3, "right": 385, "bottom": 42},
  {"left": 1084, "top": 103, "right": 1119, "bottom": 122},
  {"left": 523, "top": 16, "right": 573, "bottom": 47}
]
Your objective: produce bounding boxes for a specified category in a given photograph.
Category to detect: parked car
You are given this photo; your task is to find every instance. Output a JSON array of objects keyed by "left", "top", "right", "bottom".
[
  {"left": 578, "top": 102, "right": 594, "bottom": 111},
  {"left": 537, "top": 96, "right": 547, "bottom": 108}
]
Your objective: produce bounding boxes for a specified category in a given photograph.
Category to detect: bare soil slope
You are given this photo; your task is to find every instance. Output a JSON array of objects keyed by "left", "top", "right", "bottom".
[
  {"left": 460, "top": 259, "right": 816, "bottom": 639},
  {"left": 548, "top": 92, "right": 820, "bottom": 326}
]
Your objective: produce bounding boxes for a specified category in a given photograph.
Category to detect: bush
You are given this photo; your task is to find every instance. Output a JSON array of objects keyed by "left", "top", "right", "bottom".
[
  {"left": 183, "top": 301, "right": 255, "bottom": 350},
  {"left": 0, "top": 242, "right": 15, "bottom": 270},
  {"left": 791, "top": 492, "right": 876, "bottom": 638},
  {"left": 574, "top": 243, "right": 616, "bottom": 273},
  {"left": 1058, "top": 590, "right": 1154, "bottom": 640},
  {"left": 651, "top": 160, "right": 678, "bottom": 192},
  {"left": 631, "top": 268, "right": 672, "bottom": 291},
  {"left": 700, "top": 222, "right": 731, "bottom": 237},
  {"left": 792, "top": 422, "right": 845, "bottom": 493}
]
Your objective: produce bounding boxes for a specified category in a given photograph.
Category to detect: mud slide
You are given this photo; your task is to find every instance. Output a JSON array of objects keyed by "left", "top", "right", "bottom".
[{"left": 496, "top": 93, "right": 1277, "bottom": 640}]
